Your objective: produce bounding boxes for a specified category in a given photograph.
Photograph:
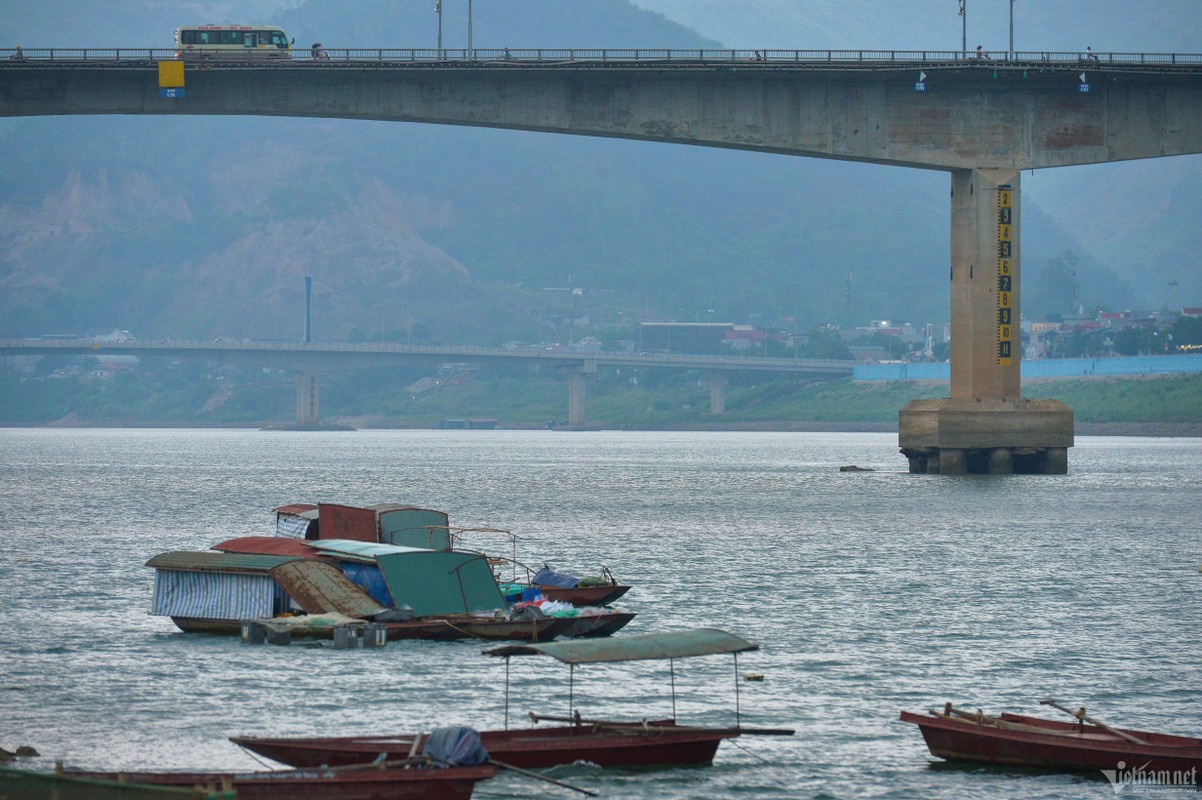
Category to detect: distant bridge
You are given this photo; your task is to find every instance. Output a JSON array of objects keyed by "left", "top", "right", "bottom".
[
  {"left": 0, "top": 338, "right": 855, "bottom": 426},
  {"left": 4, "top": 47, "right": 1202, "bottom": 468}
]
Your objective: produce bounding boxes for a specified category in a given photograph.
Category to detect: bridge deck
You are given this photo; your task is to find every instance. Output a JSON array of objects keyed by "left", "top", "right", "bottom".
[{"left": 3, "top": 47, "right": 1201, "bottom": 74}]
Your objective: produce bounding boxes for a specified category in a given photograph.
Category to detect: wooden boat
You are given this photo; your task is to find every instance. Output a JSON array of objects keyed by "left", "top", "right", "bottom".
[
  {"left": 64, "top": 760, "right": 496, "bottom": 800},
  {"left": 233, "top": 628, "right": 794, "bottom": 771},
  {"left": 1, "top": 764, "right": 231, "bottom": 799},
  {"left": 173, "top": 613, "right": 570, "bottom": 642},
  {"left": 537, "top": 582, "right": 631, "bottom": 607},
  {"left": 233, "top": 720, "right": 741, "bottom": 770},
  {"left": 901, "top": 702, "right": 1202, "bottom": 775},
  {"left": 556, "top": 610, "right": 636, "bottom": 639}
]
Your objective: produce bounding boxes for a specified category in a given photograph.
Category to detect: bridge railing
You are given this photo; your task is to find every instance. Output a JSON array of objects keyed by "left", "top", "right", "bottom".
[
  {"left": 3, "top": 47, "right": 1201, "bottom": 67},
  {"left": 0, "top": 337, "right": 854, "bottom": 371}
]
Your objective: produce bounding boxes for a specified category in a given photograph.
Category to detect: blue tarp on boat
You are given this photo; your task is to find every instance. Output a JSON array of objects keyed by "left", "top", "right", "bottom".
[
  {"left": 533, "top": 566, "right": 580, "bottom": 589},
  {"left": 424, "top": 727, "right": 489, "bottom": 767},
  {"left": 339, "top": 562, "right": 395, "bottom": 608}
]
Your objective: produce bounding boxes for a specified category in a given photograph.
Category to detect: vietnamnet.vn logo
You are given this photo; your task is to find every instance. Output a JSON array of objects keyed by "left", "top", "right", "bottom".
[{"left": 1101, "top": 761, "right": 1198, "bottom": 794}]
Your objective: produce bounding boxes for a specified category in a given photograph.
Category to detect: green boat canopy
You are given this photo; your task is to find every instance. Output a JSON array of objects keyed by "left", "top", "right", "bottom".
[
  {"left": 484, "top": 628, "right": 759, "bottom": 663},
  {"left": 375, "top": 550, "right": 506, "bottom": 616}
]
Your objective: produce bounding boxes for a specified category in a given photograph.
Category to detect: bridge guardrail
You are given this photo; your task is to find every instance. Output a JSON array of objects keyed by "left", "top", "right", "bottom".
[
  {"left": 0, "top": 338, "right": 855, "bottom": 372},
  {"left": 3, "top": 47, "right": 1201, "bottom": 68}
]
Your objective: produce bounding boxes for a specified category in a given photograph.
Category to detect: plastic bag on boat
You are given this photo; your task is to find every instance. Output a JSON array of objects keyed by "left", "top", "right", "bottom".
[
  {"left": 424, "top": 726, "right": 489, "bottom": 767},
  {"left": 533, "top": 565, "right": 579, "bottom": 588},
  {"left": 509, "top": 603, "right": 547, "bottom": 621},
  {"left": 372, "top": 607, "right": 414, "bottom": 623}
]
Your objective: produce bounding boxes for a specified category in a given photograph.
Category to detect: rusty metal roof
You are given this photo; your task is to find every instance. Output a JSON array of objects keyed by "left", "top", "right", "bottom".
[
  {"left": 212, "top": 537, "right": 320, "bottom": 559},
  {"left": 145, "top": 551, "right": 299, "bottom": 573},
  {"left": 484, "top": 628, "right": 759, "bottom": 663},
  {"left": 274, "top": 503, "right": 318, "bottom": 515},
  {"left": 268, "top": 560, "right": 385, "bottom": 618}
]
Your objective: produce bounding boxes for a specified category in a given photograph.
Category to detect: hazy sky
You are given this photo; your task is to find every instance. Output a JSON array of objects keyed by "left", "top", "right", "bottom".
[{"left": 629, "top": 0, "right": 1202, "bottom": 54}]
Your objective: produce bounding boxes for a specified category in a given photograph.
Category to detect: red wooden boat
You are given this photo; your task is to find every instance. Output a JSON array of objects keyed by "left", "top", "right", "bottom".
[
  {"left": 901, "top": 704, "right": 1202, "bottom": 775},
  {"left": 233, "top": 720, "right": 741, "bottom": 770},
  {"left": 536, "top": 582, "right": 631, "bottom": 607},
  {"left": 65, "top": 761, "right": 496, "bottom": 800},
  {"left": 233, "top": 629, "right": 793, "bottom": 771}
]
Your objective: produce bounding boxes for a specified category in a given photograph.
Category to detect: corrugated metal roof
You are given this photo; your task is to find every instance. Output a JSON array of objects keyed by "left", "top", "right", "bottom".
[
  {"left": 145, "top": 551, "right": 299, "bottom": 573},
  {"left": 212, "top": 537, "right": 320, "bottom": 559},
  {"left": 484, "top": 628, "right": 759, "bottom": 663},
  {"left": 274, "top": 503, "right": 318, "bottom": 515},
  {"left": 308, "top": 539, "right": 432, "bottom": 560},
  {"left": 268, "top": 560, "right": 384, "bottom": 618}
]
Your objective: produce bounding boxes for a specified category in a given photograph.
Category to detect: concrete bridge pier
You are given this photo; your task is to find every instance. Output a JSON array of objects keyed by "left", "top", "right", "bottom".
[
  {"left": 561, "top": 361, "right": 596, "bottom": 428},
  {"left": 899, "top": 168, "right": 1073, "bottom": 475},
  {"left": 709, "top": 370, "right": 727, "bottom": 415},
  {"left": 296, "top": 371, "right": 320, "bottom": 426}
]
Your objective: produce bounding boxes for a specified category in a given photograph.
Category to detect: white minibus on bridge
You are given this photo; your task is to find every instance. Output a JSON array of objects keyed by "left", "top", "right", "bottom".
[{"left": 174, "top": 25, "right": 292, "bottom": 59}]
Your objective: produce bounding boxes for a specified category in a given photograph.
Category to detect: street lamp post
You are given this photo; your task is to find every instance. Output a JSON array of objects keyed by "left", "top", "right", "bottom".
[
  {"left": 468, "top": 0, "right": 473, "bottom": 55},
  {"left": 1009, "top": 0, "right": 1017, "bottom": 60},
  {"left": 958, "top": 1, "right": 966, "bottom": 58},
  {"left": 436, "top": 0, "right": 442, "bottom": 52}
]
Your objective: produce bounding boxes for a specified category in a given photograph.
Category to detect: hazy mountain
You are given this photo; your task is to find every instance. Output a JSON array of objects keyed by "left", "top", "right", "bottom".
[{"left": 0, "top": 0, "right": 1193, "bottom": 346}]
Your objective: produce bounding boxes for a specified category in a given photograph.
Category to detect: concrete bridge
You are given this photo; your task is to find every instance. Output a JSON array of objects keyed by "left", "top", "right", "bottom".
[
  {"left": 0, "top": 338, "right": 854, "bottom": 428},
  {"left": 4, "top": 48, "right": 1202, "bottom": 470}
]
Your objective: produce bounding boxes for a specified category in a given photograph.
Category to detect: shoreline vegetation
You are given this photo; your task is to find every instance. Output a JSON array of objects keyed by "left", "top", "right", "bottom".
[{"left": 3, "top": 371, "right": 1200, "bottom": 437}]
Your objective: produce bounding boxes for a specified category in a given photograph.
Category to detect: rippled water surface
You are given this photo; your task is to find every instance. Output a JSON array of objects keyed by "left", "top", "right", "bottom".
[{"left": 2, "top": 429, "right": 1199, "bottom": 799}]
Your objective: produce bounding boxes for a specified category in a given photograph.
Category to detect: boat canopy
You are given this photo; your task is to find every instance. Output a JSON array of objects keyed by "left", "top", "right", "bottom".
[
  {"left": 376, "top": 550, "right": 506, "bottom": 616},
  {"left": 307, "top": 539, "right": 430, "bottom": 562},
  {"left": 316, "top": 503, "right": 451, "bottom": 549},
  {"left": 146, "top": 551, "right": 298, "bottom": 573},
  {"left": 484, "top": 628, "right": 759, "bottom": 663},
  {"left": 212, "top": 536, "right": 320, "bottom": 559}
]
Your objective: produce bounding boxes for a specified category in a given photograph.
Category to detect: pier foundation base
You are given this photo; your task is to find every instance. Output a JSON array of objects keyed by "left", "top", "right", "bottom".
[{"left": 899, "top": 397, "right": 1073, "bottom": 475}]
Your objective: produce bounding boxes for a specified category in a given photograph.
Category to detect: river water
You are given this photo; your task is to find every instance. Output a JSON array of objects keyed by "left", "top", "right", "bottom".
[{"left": 1, "top": 429, "right": 1198, "bottom": 799}]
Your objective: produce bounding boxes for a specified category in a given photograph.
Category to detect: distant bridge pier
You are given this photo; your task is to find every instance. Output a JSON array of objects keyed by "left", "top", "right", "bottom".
[
  {"left": 296, "top": 371, "right": 320, "bottom": 426},
  {"left": 561, "top": 361, "right": 596, "bottom": 428},
  {"left": 899, "top": 169, "right": 1073, "bottom": 475},
  {"left": 709, "top": 370, "right": 727, "bottom": 415}
]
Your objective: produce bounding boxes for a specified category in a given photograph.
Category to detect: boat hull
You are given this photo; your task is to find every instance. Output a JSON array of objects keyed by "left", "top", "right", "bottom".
[
  {"left": 557, "top": 611, "right": 636, "bottom": 639},
  {"left": 538, "top": 584, "right": 631, "bottom": 606},
  {"left": 65, "top": 764, "right": 495, "bottom": 800},
  {"left": 232, "top": 722, "right": 739, "bottom": 770},
  {"left": 170, "top": 615, "right": 569, "bottom": 642},
  {"left": 901, "top": 711, "right": 1202, "bottom": 774}
]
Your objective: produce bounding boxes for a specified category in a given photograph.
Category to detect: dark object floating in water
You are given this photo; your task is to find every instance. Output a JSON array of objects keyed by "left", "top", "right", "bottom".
[{"left": 839, "top": 465, "right": 875, "bottom": 472}]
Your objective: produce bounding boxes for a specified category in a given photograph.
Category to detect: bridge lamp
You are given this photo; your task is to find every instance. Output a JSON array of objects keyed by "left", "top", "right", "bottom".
[
  {"left": 958, "top": 0, "right": 966, "bottom": 58},
  {"left": 1009, "top": 0, "right": 1017, "bottom": 60}
]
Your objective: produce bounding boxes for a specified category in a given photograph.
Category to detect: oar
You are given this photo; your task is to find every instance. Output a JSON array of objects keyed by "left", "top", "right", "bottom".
[
  {"left": 487, "top": 758, "right": 598, "bottom": 797},
  {"left": 1039, "top": 698, "right": 1149, "bottom": 746}
]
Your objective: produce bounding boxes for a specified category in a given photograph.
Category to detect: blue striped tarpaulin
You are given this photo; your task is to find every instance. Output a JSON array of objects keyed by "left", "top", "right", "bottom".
[{"left": 151, "top": 569, "right": 288, "bottom": 620}]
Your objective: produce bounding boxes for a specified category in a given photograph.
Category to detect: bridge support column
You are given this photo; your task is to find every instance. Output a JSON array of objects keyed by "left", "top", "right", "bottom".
[
  {"left": 560, "top": 362, "right": 596, "bottom": 428},
  {"left": 709, "top": 370, "right": 727, "bottom": 415},
  {"left": 899, "top": 168, "right": 1073, "bottom": 474},
  {"left": 296, "top": 372, "right": 319, "bottom": 426}
]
